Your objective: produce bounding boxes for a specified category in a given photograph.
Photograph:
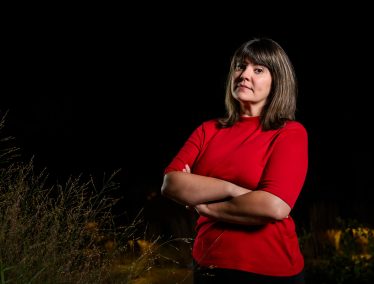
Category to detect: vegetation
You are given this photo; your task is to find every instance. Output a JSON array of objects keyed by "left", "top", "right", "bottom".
[
  {"left": 0, "top": 114, "right": 193, "bottom": 283},
  {"left": 300, "top": 217, "right": 374, "bottom": 284}
]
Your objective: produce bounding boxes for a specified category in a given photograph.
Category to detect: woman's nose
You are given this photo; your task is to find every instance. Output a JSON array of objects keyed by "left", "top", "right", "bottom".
[{"left": 240, "top": 68, "right": 251, "bottom": 81}]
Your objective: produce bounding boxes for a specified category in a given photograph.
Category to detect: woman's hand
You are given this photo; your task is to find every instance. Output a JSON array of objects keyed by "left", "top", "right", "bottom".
[
  {"left": 182, "top": 164, "right": 193, "bottom": 210},
  {"left": 194, "top": 203, "right": 211, "bottom": 217},
  {"left": 182, "top": 164, "right": 191, "bottom": 173}
]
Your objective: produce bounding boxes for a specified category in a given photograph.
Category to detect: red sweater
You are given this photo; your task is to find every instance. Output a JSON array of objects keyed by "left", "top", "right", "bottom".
[{"left": 164, "top": 116, "right": 308, "bottom": 276}]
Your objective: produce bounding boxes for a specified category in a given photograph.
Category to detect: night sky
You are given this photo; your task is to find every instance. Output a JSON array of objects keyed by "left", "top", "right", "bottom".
[{"left": 2, "top": 5, "right": 373, "bottom": 227}]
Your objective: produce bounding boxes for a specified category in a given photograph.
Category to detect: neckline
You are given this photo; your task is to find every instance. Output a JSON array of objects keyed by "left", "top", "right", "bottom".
[{"left": 239, "top": 115, "right": 260, "bottom": 121}]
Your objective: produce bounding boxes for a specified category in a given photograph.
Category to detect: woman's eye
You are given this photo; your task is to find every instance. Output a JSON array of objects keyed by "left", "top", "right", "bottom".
[
  {"left": 254, "top": 68, "right": 264, "bottom": 74},
  {"left": 235, "top": 63, "right": 246, "bottom": 71}
]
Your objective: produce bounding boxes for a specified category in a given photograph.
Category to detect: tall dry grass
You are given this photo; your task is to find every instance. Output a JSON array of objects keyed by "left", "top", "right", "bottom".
[
  {"left": 0, "top": 113, "right": 194, "bottom": 284},
  {"left": 0, "top": 113, "right": 144, "bottom": 283}
]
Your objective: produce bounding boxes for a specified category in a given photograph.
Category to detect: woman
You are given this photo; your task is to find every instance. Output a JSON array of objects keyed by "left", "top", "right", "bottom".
[{"left": 161, "top": 38, "right": 308, "bottom": 283}]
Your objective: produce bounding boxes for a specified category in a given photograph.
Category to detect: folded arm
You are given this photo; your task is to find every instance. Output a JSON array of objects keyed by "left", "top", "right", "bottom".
[
  {"left": 195, "top": 191, "right": 290, "bottom": 225},
  {"left": 161, "top": 166, "right": 250, "bottom": 206},
  {"left": 161, "top": 165, "right": 289, "bottom": 225}
]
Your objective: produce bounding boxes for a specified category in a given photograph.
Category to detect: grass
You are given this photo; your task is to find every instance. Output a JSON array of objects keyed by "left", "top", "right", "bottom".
[
  {"left": 300, "top": 215, "right": 374, "bottom": 284},
  {"left": 0, "top": 113, "right": 193, "bottom": 283}
]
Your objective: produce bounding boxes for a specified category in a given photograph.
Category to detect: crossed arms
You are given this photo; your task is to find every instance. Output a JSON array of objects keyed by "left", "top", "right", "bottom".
[{"left": 161, "top": 165, "right": 291, "bottom": 226}]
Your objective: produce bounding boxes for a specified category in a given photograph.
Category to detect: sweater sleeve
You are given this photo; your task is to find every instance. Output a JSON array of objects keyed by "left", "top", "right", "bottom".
[
  {"left": 257, "top": 122, "right": 308, "bottom": 208},
  {"left": 164, "top": 123, "right": 206, "bottom": 174}
]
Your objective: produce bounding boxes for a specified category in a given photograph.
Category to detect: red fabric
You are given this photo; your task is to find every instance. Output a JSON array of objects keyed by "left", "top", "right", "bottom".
[{"left": 164, "top": 116, "right": 308, "bottom": 276}]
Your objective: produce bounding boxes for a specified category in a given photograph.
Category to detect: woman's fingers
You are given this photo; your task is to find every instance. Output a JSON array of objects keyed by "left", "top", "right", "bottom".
[{"left": 182, "top": 164, "right": 191, "bottom": 173}]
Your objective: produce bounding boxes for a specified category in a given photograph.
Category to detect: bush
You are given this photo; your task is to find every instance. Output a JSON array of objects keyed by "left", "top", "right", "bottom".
[{"left": 301, "top": 217, "right": 374, "bottom": 284}]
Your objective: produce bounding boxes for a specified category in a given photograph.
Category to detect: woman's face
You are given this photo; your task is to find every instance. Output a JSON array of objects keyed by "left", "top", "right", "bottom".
[{"left": 232, "top": 59, "right": 272, "bottom": 112}]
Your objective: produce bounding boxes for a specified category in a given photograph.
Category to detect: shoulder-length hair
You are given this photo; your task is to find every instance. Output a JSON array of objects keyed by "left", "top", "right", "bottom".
[{"left": 218, "top": 38, "right": 298, "bottom": 130}]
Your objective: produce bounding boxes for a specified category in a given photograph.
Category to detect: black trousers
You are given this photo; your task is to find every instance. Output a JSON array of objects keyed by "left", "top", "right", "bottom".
[{"left": 193, "top": 265, "right": 305, "bottom": 284}]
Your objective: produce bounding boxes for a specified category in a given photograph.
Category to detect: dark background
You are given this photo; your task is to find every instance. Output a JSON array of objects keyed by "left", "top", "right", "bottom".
[{"left": 2, "top": 5, "right": 373, "bottom": 230}]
